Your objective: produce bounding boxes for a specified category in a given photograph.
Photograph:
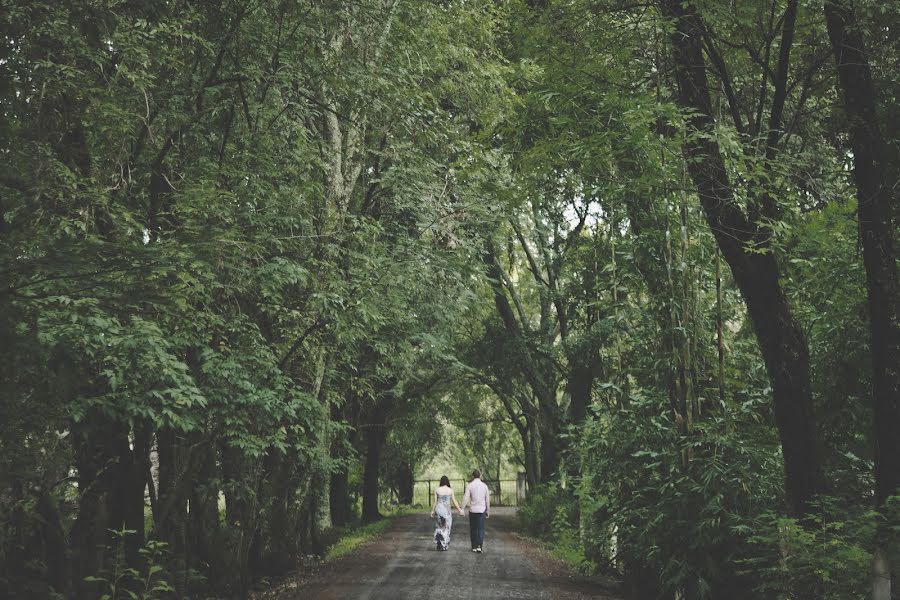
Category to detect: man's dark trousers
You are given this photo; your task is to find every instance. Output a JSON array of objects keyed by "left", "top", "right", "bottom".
[{"left": 469, "top": 511, "right": 486, "bottom": 549}]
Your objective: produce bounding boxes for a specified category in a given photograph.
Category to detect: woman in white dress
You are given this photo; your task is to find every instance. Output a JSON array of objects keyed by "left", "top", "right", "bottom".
[{"left": 430, "top": 475, "right": 464, "bottom": 551}]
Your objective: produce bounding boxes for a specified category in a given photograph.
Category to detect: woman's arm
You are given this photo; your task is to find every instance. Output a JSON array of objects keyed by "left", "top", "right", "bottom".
[
  {"left": 452, "top": 492, "right": 464, "bottom": 514},
  {"left": 430, "top": 491, "right": 438, "bottom": 516}
]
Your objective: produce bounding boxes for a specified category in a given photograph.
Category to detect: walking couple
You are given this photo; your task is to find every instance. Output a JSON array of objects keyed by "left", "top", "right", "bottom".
[{"left": 430, "top": 469, "right": 490, "bottom": 552}]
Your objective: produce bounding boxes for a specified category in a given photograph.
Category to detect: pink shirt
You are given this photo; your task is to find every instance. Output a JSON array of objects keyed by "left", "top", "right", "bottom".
[{"left": 463, "top": 478, "right": 490, "bottom": 513}]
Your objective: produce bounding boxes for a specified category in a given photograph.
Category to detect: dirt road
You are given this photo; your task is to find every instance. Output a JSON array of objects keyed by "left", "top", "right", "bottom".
[{"left": 269, "top": 507, "right": 621, "bottom": 600}]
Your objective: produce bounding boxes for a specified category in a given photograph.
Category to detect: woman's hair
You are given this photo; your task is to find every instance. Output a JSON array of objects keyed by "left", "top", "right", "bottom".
[
  {"left": 471, "top": 469, "right": 481, "bottom": 479},
  {"left": 439, "top": 475, "right": 450, "bottom": 487}
]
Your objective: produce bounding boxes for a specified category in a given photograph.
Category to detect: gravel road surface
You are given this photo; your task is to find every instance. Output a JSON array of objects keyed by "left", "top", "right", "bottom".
[{"left": 270, "top": 507, "right": 622, "bottom": 600}]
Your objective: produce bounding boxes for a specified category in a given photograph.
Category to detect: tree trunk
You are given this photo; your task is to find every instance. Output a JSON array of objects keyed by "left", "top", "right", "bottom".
[
  {"left": 329, "top": 395, "right": 354, "bottom": 527},
  {"left": 679, "top": 193, "right": 698, "bottom": 429},
  {"left": 189, "top": 438, "right": 222, "bottom": 591},
  {"left": 567, "top": 349, "right": 596, "bottom": 423},
  {"left": 362, "top": 402, "right": 388, "bottom": 523},
  {"left": 70, "top": 416, "right": 118, "bottom": 597},
  {"left": 483, "top": 239, "right": 562, "bottom": 481},
  {"left": 13, "top": 488, "right": 71, "bottom": 598},
  {"left": 257, "top": 449, "right": 301, "bottom": 573},
  {"left": 220, "top": 441, "right": 253, "bottom": 596},
  {"left": 823, "top": 2, "right": 900, "bottom": 596},
  {"left": 308, "top": 465, "right": 332, "bottom": 554},
  {"left": 156, "top": 427, "right": 194, "bottom": 596},
  {"left": 310, "top": 349, "right": 333, "bottom": 548},
  {"left": 397, "top": 463, "right": 415, "bottom": 505},
  {"left": 716, "top": 248, "right": 726, "bottom": 410},
  {"left": 525, "top": 417, "right": 541, "bottom": 488},
  {"left": 538, "top": 396, "right": 561, "bottom": 481},
  {"left": 329, "top": 468, "right": 352, "bottom": 527},
  {"left": 117, "top": 421, "right": 150, "bottom": 572},
  {"left": 658, "top": 0, "right": 825, "bottom": 518}
]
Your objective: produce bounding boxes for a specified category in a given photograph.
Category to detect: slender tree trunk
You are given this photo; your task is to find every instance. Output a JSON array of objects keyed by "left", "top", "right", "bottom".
[
  {"left": 610, "top": 215, "right": 626, "bottom": 410},
  {"left": 823, "top": 3, "right": 900, "bottom": 597},
  {"left": 190, "top": 438, "right": 222, "bottom": 591},
  {"left": 116, "top": 421, "right": 150, "bottom": 573},
  {"left": 106, "top": 420, "right": 138, "bottom": 553},
  {"left": 679, "top": 192, "right": 698, "bottom": 428},
  {"left": 716, "top": 248, "right": 726, "bottom": 410},
  {"left": 329, "top": 469, "right": 352, "bottom": 527},
  {"left": 362, "top": 401, "right": 388, "bottom": 523},
  {"left": 156, "top": 427, "right": 189, "bottom": 596},
  {"left": 538, "top": 394, "right": 561, "bottom": 481},
  {"left": 70, "top": 415, "right": 117, "bottom": 597},
  {"left": 220, "top": 441, "right": 254, "bottom": 596},
  {"left": 257, "top": 449, "right": 301, "bottom": 572},
  {"left": 310, "top": 349, "right": 332, "bottom": 548},
  {"left": 329, "top": 395, "right": 354, "bottom": 527},
  {"left": 398, "top": 463, "right": 415, "bottom": 505},
  {"left": 566, "top": 352, "right": 595, "bottom": 424},
  {"left": 658, "top": 0, "right": 824, "bottom": 518},
  {"left": 526, "top": 417, "right": 541, "bottom": 487}
]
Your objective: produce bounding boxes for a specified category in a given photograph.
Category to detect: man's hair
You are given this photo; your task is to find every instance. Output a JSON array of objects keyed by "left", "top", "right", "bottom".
[
  {"left": 471, "top": 469, "right": 481, "bottom": 479},
  {"left": 439, "top": 475, "right": 450, "bottom": 487}
]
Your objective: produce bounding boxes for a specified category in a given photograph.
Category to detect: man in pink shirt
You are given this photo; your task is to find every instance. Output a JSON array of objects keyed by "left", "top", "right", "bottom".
[{"left": 462, "top": 469, "right": 490, "bottom": 552}]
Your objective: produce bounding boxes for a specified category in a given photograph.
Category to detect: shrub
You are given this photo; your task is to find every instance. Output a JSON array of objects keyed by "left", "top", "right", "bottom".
[
  {"left": 518, "top": 483, "right": 592, "bottom": 572},
  {"left": 739, "top": 496, "right": 900, "bottom": 599},
  {"left": 517, "top": 483, "right": 570, "bottom": 538}
]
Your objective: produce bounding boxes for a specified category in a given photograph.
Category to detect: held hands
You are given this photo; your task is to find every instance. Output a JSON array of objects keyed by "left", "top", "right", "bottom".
[{"left": 458, "top": 508, "right": 465, "bottom": 516}]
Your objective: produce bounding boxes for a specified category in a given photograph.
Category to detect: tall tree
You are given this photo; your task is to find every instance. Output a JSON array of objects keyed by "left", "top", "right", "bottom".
[
  {"left": 656, "top": 0, "right": 824, "bottom": 518},
  {"left": 823, "top": 1, "right": 900, "bottom": 596}
]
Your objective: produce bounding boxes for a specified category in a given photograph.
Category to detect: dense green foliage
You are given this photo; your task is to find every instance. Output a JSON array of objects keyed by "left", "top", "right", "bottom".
[{"left": 1, "top": 0, "right": 898, "bottom": 599}]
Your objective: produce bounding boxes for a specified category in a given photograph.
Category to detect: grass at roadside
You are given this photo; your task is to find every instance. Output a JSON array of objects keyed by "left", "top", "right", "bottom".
[{"left": 323, "top": 506, "right": 419, "bottom": 562}]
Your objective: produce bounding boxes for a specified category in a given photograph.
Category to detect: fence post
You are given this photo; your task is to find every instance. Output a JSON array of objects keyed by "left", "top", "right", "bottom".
[{"left": 427, "top": 480, "right": 431, "bottom": 504}]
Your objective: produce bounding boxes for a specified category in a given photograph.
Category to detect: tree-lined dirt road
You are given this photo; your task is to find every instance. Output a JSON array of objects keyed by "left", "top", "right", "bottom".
[{"left": 268, "top": 508, "right": 622, "bottom": 600}]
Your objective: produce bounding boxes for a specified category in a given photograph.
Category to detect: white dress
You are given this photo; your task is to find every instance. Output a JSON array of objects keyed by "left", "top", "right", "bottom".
[{"left": 433, "top": 493, "right": 452, "bottom": 550}]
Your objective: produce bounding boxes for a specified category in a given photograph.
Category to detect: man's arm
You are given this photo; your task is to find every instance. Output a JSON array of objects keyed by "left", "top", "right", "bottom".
[
  {"left": 462, "top": 484, "right": 470, "bottom": 509},
  {"left": 485, "top": 483, "right": 490, "bottom": 515}
]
